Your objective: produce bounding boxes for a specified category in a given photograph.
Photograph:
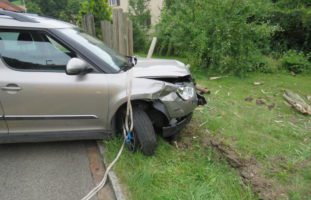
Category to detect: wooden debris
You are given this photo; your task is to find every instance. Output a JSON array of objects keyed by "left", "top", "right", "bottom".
[
  {"left": 268, "top": 103, "right": 275, "bottom": 111},
  {"left": 209, "top": 76, "right": 221, "bottom": 80},
  {"left": 256, "top": 99, "right": 266, "bottom": 106},
  {"left": 195, "top": 85, "right": 211, "bottom": 94},
  {"left": 283, "top": 90, "right": 311, "bottom": 115},
  {"left": 254, "top": 81, "right": 264, "bottom": 86},
  {"left": 245, "top": 96, "right": 253, "bottom": 102}
]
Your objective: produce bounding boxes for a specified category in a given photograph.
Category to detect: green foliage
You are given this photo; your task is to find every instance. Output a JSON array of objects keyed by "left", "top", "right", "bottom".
[
  {"left": 129, "top": 0, "right": 151, "bottom": 52},
  {"left": 156, "top": 0, "right": 279, "bottom": 76},
  {"left": 78, "top": 0, "right": 111, "bottom": 37},
  {"left": 25, "top": 0, "right": 85, "bottom": 24},
  {"left": 281, "top": 50, "right": 311, "bottom": 74},
  {"left": 270, "top": 1, "right": 311, "bottom": 52},
  {"left": 79, "top": 0, "right": 111, "bottom": 23}
]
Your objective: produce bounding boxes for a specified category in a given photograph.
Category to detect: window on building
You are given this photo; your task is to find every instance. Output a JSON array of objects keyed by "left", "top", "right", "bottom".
[{"left": 109, "top": 0, "right": 120, "bottom": 6}]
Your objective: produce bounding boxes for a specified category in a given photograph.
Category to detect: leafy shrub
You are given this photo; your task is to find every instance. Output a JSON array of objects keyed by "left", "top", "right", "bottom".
[
  {"left": 129, "top": 0, "right": 151, "bottom": 52},
  {"left": 78, "top": 0, "right": 111, "bottom": 38},
  {"left": 253, "top": 56, "right": 282, "bottom": 73},
  {"left": 156, "top": 0, "right": 279, "bottom": 76},
  {"left": 281, "top": 50, "right": 311, "bottom": 74}
]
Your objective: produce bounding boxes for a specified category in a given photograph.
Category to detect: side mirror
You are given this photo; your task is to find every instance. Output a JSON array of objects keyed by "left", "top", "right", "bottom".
[
  {"left": 127, "top": 56, "right": 137, "bottom": 66},
  {"left": 66, "top": 58, "right": 91, "bottom": 75}
]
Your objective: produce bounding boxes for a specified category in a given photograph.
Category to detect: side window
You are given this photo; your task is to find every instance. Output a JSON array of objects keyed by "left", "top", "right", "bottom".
[{"left": 0, "top": 30, "right": 76, "bottom": 71}]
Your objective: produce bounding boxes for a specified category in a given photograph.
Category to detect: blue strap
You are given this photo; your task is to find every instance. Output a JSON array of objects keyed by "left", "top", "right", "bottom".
[{"left": 126, "top": 131, "right": 133, "bottom": 144}]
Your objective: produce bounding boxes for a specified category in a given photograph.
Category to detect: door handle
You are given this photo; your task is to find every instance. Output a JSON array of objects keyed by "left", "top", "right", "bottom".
[{"left": 1, "top": 84, "right": 22, "bottom": 92}]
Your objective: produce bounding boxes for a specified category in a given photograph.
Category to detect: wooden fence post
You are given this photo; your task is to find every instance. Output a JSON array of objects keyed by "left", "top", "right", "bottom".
[
  {"left": 112, "top": 9, "right": 120, "bottom": 52},
  {"left": 101, "top": 20, "right": 113, "bottom": 48},
  {"left": 100, "top": 9, "right": 134, "bottom": 55},
  {"left": 82, "top": 14, "right": 96, "bottom": 36},
  {"left": 128, "top": 20, "right": 134, "bottom": 56}
]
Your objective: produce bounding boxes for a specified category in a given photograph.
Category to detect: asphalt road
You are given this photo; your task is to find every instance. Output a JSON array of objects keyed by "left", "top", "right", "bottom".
[{"left": 0, "top": 141, "right": 115, "bottom": 200}]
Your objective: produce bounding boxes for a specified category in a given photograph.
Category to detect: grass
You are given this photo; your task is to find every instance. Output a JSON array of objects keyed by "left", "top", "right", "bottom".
[
  {"left": 195, "top": 72, "right": 311, "bottom": 200},
  {"left": 105, "top": 137, "right": 255, "bottom": 200},
  {"left": 104, "top": 69, "right": 310, "bottom": 200}
]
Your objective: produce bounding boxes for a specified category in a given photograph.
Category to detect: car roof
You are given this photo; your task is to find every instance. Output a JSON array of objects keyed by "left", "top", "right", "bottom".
[{"left": 0, "top": 10, "right": 76, "bottom": 29}]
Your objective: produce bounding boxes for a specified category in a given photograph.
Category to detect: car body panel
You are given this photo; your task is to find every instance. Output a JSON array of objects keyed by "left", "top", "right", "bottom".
[
  {"left": 0, "top": 59, "right": 109, "bottom": 134},
  {"left": 133, "top": 59, "right": 190, "bottom": 78}
]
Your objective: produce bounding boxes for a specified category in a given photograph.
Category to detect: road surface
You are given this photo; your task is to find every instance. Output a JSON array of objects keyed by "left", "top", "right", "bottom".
[{"left": 0, "top": 141, "right": 115, "bottom": 200}]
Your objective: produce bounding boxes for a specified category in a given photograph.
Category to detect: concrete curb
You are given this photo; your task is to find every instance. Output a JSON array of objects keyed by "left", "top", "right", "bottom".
[{"left": 97, "top": 141, "right": 127, "bottom": 200}]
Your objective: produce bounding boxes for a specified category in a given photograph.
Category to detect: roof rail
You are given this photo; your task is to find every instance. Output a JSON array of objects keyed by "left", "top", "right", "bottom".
[{"left": 0, "top": 9, "right": 38, "bottom": 23}]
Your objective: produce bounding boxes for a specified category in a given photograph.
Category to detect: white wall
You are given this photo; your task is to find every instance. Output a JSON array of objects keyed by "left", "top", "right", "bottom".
[{"left": 112, "top": 0, "right": 163, "bottom": 26}]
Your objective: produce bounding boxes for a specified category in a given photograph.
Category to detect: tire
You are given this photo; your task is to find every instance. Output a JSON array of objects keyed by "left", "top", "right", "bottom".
[{"left": 129, "top": 107, "right": 157, "bottom": 156}]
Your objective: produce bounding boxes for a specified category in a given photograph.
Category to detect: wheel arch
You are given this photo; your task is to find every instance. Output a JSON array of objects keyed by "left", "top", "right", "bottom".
[{"left": 110, "top": 99, "right": 170, "bottom": 134}]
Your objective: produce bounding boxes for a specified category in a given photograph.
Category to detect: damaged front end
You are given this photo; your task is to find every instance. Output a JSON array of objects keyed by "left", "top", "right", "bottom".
[{"left": 145, "top": 75, "right": 207, "bottom": 138}]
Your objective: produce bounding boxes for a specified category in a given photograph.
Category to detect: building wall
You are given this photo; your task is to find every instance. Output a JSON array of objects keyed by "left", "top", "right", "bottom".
[{"left": 112, "top": 0, "right": 163, "bottom": 25}]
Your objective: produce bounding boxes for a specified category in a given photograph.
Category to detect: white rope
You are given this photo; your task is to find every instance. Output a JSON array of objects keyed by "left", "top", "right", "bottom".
[{"left": 80, "top": 69, "right": 134, "bottom": 200}]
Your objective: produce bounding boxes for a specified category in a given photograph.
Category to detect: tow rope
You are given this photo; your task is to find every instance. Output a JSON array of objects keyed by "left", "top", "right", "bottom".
[{"left": 81, "top": 69, "right": 134, "bottom": 200}]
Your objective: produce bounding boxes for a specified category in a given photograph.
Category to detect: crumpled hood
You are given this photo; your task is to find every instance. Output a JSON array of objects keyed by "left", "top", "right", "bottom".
[{"left": 132, "top": 58, "right": 190, "bottom": 78}]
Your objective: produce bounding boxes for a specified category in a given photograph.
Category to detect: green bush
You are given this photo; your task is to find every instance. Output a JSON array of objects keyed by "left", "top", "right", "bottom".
[
  {"left": 156, "top": 0, "right": 279, "bottom": 76},
  {"left": 129, "top": 0, "right": 151, "bottom": 52},
  {"left": 253, "top": 56, "right": 282, "bottom": 73},
  {"left": 281, "top": 50, "right": 311, "bottom": 74}
]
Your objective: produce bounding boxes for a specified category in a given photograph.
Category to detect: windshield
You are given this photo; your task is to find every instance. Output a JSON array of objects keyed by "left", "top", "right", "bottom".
[{"left": 58, "top": 28, "right": 129, "bottom": 71}]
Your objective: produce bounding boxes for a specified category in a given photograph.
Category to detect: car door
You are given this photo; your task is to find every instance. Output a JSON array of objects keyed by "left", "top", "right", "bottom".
[{"left": 0, "top": 29, "right": 109, "bottom": 135}]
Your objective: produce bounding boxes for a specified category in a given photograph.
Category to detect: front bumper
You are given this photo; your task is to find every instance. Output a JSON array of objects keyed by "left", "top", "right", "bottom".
[{"left": 162, "top": 114, "right": 193, "bottom": 138}]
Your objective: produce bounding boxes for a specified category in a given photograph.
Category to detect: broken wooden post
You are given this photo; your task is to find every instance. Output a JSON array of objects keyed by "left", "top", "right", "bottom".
[
  {"left": 283, "top": 90, "right": 311, "bottom": 115},
  {"left": 147, "top": 37, "right": 157, "bottom": 59}
]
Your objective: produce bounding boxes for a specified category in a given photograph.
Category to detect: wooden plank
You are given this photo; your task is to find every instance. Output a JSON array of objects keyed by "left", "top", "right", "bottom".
[
  {"left": 123, "top": 13, "right": 129, "bottom": 56},
  {"left": 101, "top": 20, "right": 113, "bottom": 48},
  {"left": 147, "top": 37, "right": 157, "bottom": 59},
  {"left": 83, "top": 14, "right": 96, "bottom": 36},
  {"left": 128, "top": 20, "right": 134, "bottom": 56},
  {"left": 117, "top": 9, "right": 125, "bottom": 55},
  {"left": 112, "top": 9, "right": 120, "bottom": 52}
]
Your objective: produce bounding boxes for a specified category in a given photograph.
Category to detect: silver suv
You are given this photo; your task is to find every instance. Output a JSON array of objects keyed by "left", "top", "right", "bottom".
[{"left": 0, "top": 10, "right": 206, "bottom": 155}]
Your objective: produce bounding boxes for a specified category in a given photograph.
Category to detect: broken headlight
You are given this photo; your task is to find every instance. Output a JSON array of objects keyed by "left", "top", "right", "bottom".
[{"left": 177, "top": 85, "right": 195, "bottom": 100}]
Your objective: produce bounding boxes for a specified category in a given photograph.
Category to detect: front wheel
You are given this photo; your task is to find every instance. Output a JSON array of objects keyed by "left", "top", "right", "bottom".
[{"left": 125, "top": 107, "right": 157, "bottom": 156}]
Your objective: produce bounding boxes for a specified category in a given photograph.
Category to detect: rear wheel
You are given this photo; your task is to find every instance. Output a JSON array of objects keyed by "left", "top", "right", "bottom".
[{"left": 124, "top": 107, "right": 157, "bottom": 156}]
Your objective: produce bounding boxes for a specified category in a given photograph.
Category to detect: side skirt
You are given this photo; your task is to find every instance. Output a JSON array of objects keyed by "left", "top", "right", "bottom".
[{"left": 0, "top": 130, "right": 114, "bottom": 144}]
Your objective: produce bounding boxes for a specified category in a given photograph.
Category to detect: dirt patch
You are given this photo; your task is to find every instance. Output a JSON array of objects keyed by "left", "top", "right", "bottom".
[
  {"left": 256, "top": 98, "right": 266, "bottom": 106},
  {"left": 202, "top": 136, "right": 288, "bottom": 200}
]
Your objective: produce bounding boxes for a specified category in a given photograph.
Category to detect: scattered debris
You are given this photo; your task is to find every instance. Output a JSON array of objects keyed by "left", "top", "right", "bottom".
[
  {"left": 274, "top": 120, "right": 283, "bottom": 123},
  {"left": 283, "top": 90, "right": 311, "bottom": 115},
  {"left": 199, "top": 121, "right": 208, "bottom": 127},
  {"left": 268, "top": 103, "right": 276, "bottom": 111},
  {"left": 256, "top": 99, "right": 266, "bottom": 106},
  {"left": 261, "top": 89, "right": 272, "bottom": 94},
  {"left": 209, "top": 76, "right": 221, "bottom": 80},
  {"left": 215, "top": 90, "right": 220, "bottom": 95},
  {"left": 290, "top": 71, "right": 296, "bottom": 76},
  {"left": 245, "top": 96, "right": 253, "bottom": 102},
  {"left": 254, "top": 81, "right": 264, "bottom": 86},
  {"left": 308, "top": 95, "right": 311, "bottom": 102},
  {"left": 195, "top": 85, "right": 211, "bottom": 94},
  {"left": 173, "top": 141, "right": 179, "bottom": 149}
]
